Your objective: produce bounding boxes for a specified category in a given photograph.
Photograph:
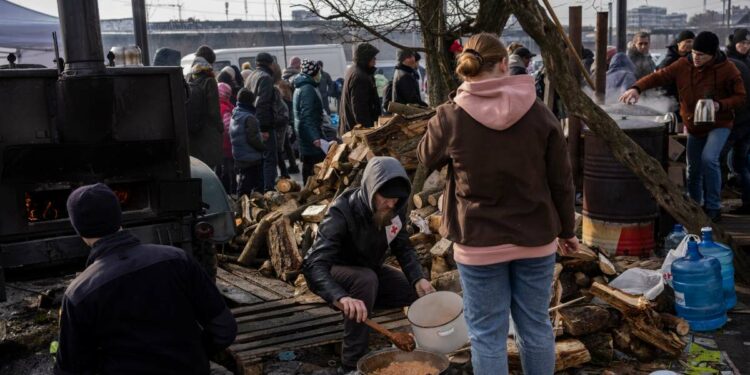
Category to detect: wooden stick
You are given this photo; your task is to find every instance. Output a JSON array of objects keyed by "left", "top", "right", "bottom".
[
  {"left": 540, "top": 0, "right": 595, "bottom": 90},
  {"left": 548, "top": 296, "right": 587, "bottom": 312}
]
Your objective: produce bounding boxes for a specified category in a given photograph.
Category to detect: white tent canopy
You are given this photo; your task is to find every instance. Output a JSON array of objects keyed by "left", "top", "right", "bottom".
[{"left": 0, "top": 0, "right": 59, "bottom": 50}]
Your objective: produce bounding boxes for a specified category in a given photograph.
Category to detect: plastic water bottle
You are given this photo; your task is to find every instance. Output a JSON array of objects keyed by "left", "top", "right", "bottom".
[
  {"left": 671, "top": 239, "right": 727, "bottom": 331},
  {"left": 699, "top": 227, "right": 737, "bottom": 310},
  {"left": 661, "top": 224, "right": 687, "bottom": 256}
]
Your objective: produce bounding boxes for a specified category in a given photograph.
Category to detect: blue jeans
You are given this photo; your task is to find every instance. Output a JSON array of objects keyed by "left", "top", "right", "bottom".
[
  {"left": 262, "top": 130, "right": 278, "bottom": 192},
  {"left": 687, "top": 128, "right": 731, "bottom": 210},
  {"left": 458, "top": 254, "right": 556, "bottom": 375}
]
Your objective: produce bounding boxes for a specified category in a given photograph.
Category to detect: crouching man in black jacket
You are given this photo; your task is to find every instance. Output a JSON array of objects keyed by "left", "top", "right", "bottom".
[
  {"left": 54, "top": 183, "right": 237, "bottom": 375},
  {"left": 303, "top": 157, "right": 435, "bottom": 374}
]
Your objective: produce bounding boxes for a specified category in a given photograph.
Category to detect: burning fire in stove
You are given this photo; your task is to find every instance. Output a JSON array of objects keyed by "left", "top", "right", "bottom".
[
  {"left": 25, "top": 193, "right": 60, "bottom": 222},
  {"left": 25, "top": 185, "right": 139, "bottom": 223}
]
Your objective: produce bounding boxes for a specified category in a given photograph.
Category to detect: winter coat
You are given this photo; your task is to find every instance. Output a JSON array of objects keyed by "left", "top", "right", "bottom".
[
  {"left": 318, "top": 70, "right": 334, "bottom": 106},
  {"left": 633, "top": 51, "right": 747, "bottom": 136},
  {"left": 282, "top": 66, "right": 300, "bottom": 83},
  {"left": 54, "top": 231, "right": 236, "bottom": 375},
  {"left": 508, "top": 54, "right": 528, "bottom": 76},
  {"left": 656, "top": 44, "right": 686, "bottom": 99},
  {"left": 628, "top": 47, "right": 656, "bottom": 80},
  {"left": 302, "top": 157, "right": 425, "bottom": 303},
  {"left": 244, "top": 65, "right": 276, "bottom": 132},
  {"left": 418, "top": 75, "right": 576, "bottom": 248},
  {"left": 339, "top": 63, "right": 382, "bottom": 136},
  {"left": 187, "top": 70, "right": 224, "bottom": 168},
  {"left": 219, "top": 90, "right": 235, "bottom": 159},
  {"left": 293, "top": 74, "right": 325, "bottom": 157},
  {"left": 230, "top": 103, "right": 266, "bottom": 168},
  {"left": 727, "top": 46, "right": 750, "bottom": 127},
  {"left": 383, "top": 64, "right": 428, "bottom": 111},
  {"left": 606, "top": 53, "right": 637, "bottom": 98}
]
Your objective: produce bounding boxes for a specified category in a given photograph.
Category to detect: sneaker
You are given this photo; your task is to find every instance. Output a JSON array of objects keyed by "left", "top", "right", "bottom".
[
  {"left": 729, "top": 205, "right": 750, "bottom": 215},
  {"left": 706, "top": 209, "right": 722, "bottom": 222},
  {"left": 336, "top": 365, "right": 357, "bottom": 375}
]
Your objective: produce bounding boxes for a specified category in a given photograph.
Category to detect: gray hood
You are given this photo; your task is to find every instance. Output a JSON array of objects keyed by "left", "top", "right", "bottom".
[{"left": 359, "top": 156, "right": 412, "bottom": 213}]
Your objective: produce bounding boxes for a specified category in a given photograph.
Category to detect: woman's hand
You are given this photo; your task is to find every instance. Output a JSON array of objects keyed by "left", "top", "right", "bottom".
[{"left": 558, "top": 237, "right": 579, "bottom": 256}]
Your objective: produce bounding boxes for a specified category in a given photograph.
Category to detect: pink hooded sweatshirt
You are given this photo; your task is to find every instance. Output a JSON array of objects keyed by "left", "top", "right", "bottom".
[{"left": 451, "top": 74, "right": 558, "bottom": 266}]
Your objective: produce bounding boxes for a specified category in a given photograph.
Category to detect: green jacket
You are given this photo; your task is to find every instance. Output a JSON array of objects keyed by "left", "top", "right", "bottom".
[{"left": 293, "top": 74, "right": 325, "bottom": 157}]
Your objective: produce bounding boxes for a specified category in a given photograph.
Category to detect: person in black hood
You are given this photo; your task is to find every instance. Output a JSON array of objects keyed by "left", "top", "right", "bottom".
[
  {"left": 338, "top": 43, "right": 382, "bottom": 136},
  {"left": 152, "top": 47, "right": 181, "bottom": 66},
  {"left": 382, "top": 49, "right": 428, "bottom": 112},
  {"left": 726, "top": 28, "right": 750, "bottom": 214},
  {"left": 302, "top": 157, "right": 436, "bottom": 374},
  {"left": 658, "top": 30, "right": 695, "bottom": 70},
  {"left": 54, "top": 184, "right": 237, "bottom": 375}
]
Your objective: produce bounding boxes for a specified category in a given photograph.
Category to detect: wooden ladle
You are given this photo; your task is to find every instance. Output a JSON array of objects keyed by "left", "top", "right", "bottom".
[{"left": 334, "top": 301, "right": 416, "bottom": 352}]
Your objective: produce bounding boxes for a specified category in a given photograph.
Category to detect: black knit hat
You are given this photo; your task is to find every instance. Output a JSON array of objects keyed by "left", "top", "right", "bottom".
[
  {"left": 67, "top": 183, "right": 122, "bottom": 238},
  {"left": 731, "top": 28, "right": 750, "bottom": 44},
  {"left": 354, "top": 43, "right": 380, "bottom": 64},
  {"left": 514, "top": 47, "right": 537, "bottom": 59},
  {"left": 693, "top": 31, "right": 719, "bottom": 55},
  {"left": 676, "top": 30, "right": 695, "bottom": 44},
  {"left": 256, "top": 52, "right": 274, "bottom": 66},
  {"left": 195, "top": 45, "right": 216, "bottom": 64},
  {"left": 397, "top": 49, "right": 416, "bottom": 62},
  {"left": 377, "top": 178, "right": 411, "bottom": 199}
]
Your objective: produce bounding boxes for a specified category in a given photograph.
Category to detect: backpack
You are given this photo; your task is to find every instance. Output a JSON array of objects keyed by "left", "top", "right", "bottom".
[{"left": 185, "top": 78, "right": 207, "bottom": 134}]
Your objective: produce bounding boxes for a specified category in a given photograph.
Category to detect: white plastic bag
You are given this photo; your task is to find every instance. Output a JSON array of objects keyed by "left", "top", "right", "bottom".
[
  {"left": 608, "top": 268, "right": 664, "bottom": 300},
  {"left": 660, "top": 234, "right": 700, "bottom": 286}
]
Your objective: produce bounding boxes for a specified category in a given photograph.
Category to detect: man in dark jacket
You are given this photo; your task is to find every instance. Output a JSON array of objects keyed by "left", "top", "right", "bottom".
[
  {"left": 231, "top": 88, "right": 267, "bottom": 195},
  {"left": 54, "top": 184, "right": 237, "bottom": 375},
  {"left": 383, "top": 49, "right": 428, "bottom": 112},
  {"left": 726, "top": 28, "right": 750, "bottom": 214},
  {"left": 339, "top": 43, "right": 382, "bottom": 136},
  {"left": 303, "top": 157, "right": 435, "bottom": 374},
  {"left": 293, "top": 60, "right": 326, "bottom": 184},
  {"left": 657, "top": 30, "right": 695, "bottom": 116},
  {"left": 317, "top": 60, "right": 335, "bottom": 115},
  {"left": 245, "top": 52, "right": 277, "bottom": 192},
  {"left": 628, "top": 32, "right": 656, "bottom": 79},
  {"left": 187, "top": 45, "right": 224, "bottom": 170},
  {"left": 508, "top": 47, "right": 536, "bottom": 76}
]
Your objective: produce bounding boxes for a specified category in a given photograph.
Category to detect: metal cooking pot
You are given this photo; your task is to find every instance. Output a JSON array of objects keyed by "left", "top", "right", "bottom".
[
  {"left": 407, "top": 291, "right": 468, "bottom": 354},
  {"left": 109, "top": 46, "right": 143, "bottom": 67},
  {"left": 357, "top": 348, "right": 450, "bottom": 375},
  {"left": 694, "top": 98, "right": 716, "bottom": 126},
  {"left": 599, "top": 103, "right": 671, "bottom": 130}
]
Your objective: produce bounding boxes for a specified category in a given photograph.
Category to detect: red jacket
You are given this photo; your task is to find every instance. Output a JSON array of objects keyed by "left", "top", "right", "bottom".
[
  {"left": 219, "top": 98, "right": 234, "bottom": 159},
  {"left": 633, "top": 52, "right": 746, "bottom": 136}
]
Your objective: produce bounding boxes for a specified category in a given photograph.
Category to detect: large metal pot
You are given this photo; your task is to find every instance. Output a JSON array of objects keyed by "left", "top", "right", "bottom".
[
  {"left": 357, "top": 348, "right": 450, "bottom": 375},
  {"left": 407, "top": 291, "right": 468, "bottom": 354}
]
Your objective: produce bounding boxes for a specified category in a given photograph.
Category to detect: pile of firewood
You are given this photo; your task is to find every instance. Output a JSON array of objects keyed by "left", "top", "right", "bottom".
[{"left": 220, "top": 102, "right": 689, "bottom": 371}]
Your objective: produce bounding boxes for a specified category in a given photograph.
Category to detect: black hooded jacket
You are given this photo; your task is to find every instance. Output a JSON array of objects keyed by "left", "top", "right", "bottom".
[
  {"left": 339, "top": 44, "right": 382, "bottom": 136},
  {"left": 383, "top": 63, "right": 428, "bottom": 111},
  {"left": 302, "top": 157, "right": 425, "bottom": 303},
  {"left": 656, "top": 45, "right": 686, "bottom": 100},
  {"left": 727, "top": 45, "right": 750, "bottom": 127}
]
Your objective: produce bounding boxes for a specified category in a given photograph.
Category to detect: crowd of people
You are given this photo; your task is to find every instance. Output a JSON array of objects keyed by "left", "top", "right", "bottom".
[{"left": 172, "top": 43, "right": 430, "bottom": 198}]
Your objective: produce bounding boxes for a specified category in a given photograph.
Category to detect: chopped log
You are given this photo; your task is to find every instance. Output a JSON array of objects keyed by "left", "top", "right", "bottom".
[
  {"left": 422, "top": 169, "right": 446, "bottom": 192},
  {"left": 612, "top": 325, "right": 656, "bottom": 362},
  {"left": 509, "top": 339, "right": 590, "bottom": 372},
  {"left": 574, "top": 272, "right": 591, "bottom": 288},
  {"left": 589, "top": 282, "right": 651, "bottom": 316},
  {"left": 363, "top": 116, "right": 429, "bottom": 170},
  {"left": 559, "top": 305, "right": 611, "bottom": 336},
  {"left": 324, "top": 143, "right": 349, "bottom": 181},
  {"left": 564, "top": 243, "right": 598, "bottom": 261},
  {"left": 387, "top": 102, "right": 434, "bottom": 118},
  {"left": 427, "top": 191, "right": 443, "bottom": 207},
  {"left": 560, "top": 258, "right": 600, "bottom": 275},
  {"left": 413, "top": 187, "right": 443, "bottom": 209},
  {"left": 413, "top": 205, "right": 438, "bottom": 219},
  {"left": 628, "top": 315, "right": 686, "bottom": 357},
  {"left": 250, "top": 207, "right": 268, "bottom": 222},
  {"left": 299, "top": 224, "right": 317, "bottom": 258},
  {"left": 560, "top": 272, "right": 581, "bottom": 301},
  {"left": 427, "top": 213, "right": 442, "bottom": 234},
  {"left": 579, "top": 333, "right": 613, "bottom": 366},
  {"left": 259, "top": 260, "right": 275, "bottom": 278},
  {"left": 301, "top": 204, "right": 328, "bottom": 223},
  {"left": 237, "top": 211, "right": 283, "bottom": 265},
  {"left": 430, "top": 238, "right": 455, "bottom": 279},
  {"left": 276, "top": 178, "right": 301, "bottom": 193},
  {"left": 285, "top": 195, "right": 329, "bottom": 223},
  {"left": 660, "top": 313, "right": 690, "bottom": 336},
  {"left": 267, "top": 216, "right": 303, "bottom": 282},
  {"left": 332, "top": 161, "right": 353, "bottom": 174},
  {"left": 591, "top": 275, "right": 607, "bottom": 286},
  {"left": 432, "top": 270, "right": 461, "bottom": 293},
  {"left": 409, "top": 233, "right": 436, "bottom": 248},
  {"left": 599, "top": 253, "right": 618, "bottom": 276},
  {"left": 347, "top": 143, "right": 370, "bottom": 165}
]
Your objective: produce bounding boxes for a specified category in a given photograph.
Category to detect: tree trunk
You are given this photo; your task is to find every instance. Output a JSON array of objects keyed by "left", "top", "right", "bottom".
[
  {"left": 415, "top": 0, "right": 454, "bottom": 105},
  {"left": 509, "top": 0, "right": 750, "bottom": 283}
]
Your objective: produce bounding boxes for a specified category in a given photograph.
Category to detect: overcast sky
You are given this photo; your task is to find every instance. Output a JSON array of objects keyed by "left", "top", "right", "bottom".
[{"left": 8, "top": 0, "right": 734, "bottom": 25}]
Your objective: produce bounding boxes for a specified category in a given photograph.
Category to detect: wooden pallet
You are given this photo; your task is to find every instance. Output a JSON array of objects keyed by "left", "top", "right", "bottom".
[
  {"left": 227, "top": 299, "right": 409, "bottom": 371},
  {"left": 216, "top": 264, "right": 295, "bottom": 305}
]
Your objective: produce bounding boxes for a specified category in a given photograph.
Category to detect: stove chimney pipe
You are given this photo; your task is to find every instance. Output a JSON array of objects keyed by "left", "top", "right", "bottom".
[{"left": 57, "top": 0, "right": 105, "bottom": 75}]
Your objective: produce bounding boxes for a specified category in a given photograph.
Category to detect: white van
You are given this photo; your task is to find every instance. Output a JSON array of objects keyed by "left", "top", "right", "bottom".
[{"left": 181, "top": 44, "right": 348, "bottom": 80}]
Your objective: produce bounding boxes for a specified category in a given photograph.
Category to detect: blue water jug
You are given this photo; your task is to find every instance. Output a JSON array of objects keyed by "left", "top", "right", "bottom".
[
  {"left": 671, "top": 239, "right": 727, "bottom": 331},
  {"left": 699, "top": 227, "right": 736, "bottom": 310},
  {"left": 661, "top": 224, "right": 687, "bottom": 256}
]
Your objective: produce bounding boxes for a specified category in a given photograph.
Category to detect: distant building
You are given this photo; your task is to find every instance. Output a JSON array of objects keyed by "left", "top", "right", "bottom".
[
  {"left": 291, "top": 10, "right": 319, "bottom": 21},
  {"left": 628, "top": 5, "right": 687, "bottom": 30}
]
